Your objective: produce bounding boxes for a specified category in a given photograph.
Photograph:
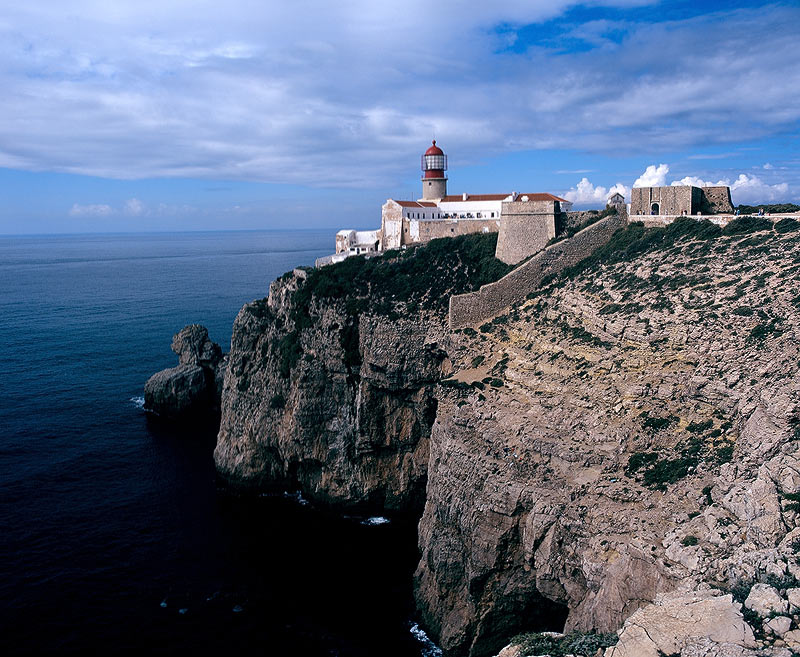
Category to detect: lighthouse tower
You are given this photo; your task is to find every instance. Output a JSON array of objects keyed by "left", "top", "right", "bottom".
[{"left": 421, "top": 140, "right": 447, "bottom": 200}]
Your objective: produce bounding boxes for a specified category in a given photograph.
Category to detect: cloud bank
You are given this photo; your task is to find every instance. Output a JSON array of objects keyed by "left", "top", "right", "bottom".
[
  {"left": 0, "top": 1, "right": 798, "bottom": 191},
  {"left": 568, "top": 163, "right": 792, "bottom": 207}
]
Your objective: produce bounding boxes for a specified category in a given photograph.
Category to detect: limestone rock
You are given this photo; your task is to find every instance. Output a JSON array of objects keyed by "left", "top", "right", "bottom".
[
  {"left": 213, "top": 273, "right": 449, "bottom": 510},
  {"left": 144, "top": 324, "right": 226, "bottom": 420},
  {"left": 745, "top": 584, "right": 788, "bottom": 616},
  {"left": 782, "top": 630, "right": 800, "bottom": 650},
  {"left": 414, "top": 224, "right": 800, "bottom": 655},
  {"left": 764, "top": 616, "right": 792, "bottom": 637},
  {"left": 171, "top": 324, "right": 222, "bottom": 368},
  {"left": 211, "top": 223, "right": 800, "bottom": 656},
  {"left": 144, "top": 363, "right": 208, "bottom": 418},
  {"left": 604, "top": 592, "right": 755, "bottom": 657},
  {"left": 786, "top": 588, "right": 800, "bottom": 612}
]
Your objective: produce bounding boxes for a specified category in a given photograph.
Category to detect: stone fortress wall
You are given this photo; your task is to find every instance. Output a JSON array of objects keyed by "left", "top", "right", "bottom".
[
  {"left": 450, "top": 212, "right": 626, "bottom": 328},
  {"left": 494, "top": 199, "right": 559, "bottom": 265},
  {"left": 700, "top": 186, "right": 734, "bottom": 213},
  {"left": 413, "top": 217, "right": 500, "bottom": 243},
  {"left": 631, "top": 185, "right": 733, "bottom": 216}
]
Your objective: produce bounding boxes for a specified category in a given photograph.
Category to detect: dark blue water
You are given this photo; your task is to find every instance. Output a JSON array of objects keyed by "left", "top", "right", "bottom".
[{"left": 0, "top": 231, "right": 429, "bottom": 656}]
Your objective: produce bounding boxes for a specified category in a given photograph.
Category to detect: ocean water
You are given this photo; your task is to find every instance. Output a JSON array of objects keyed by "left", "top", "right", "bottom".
[{"left": 0, "top": 231, "right": 429, "bottom": 656}]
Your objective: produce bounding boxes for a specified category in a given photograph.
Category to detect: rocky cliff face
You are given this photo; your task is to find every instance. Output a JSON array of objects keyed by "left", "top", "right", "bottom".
[
  {"left": 209, "top": 219, "right": 800, "bottom": 656},
  {"left": 213, "top": 236, "right": 509, "bottom": 511},
  {"left": 414, "top": 218, "right": 800, "bottom": 656},
  {"left": 213, "top": 273, "right": 446, "bottom": 510}
]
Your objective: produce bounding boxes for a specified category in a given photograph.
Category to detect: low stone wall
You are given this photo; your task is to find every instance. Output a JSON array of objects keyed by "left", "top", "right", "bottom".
[{"left": 449, "top": 214, "right": 625, "bottom": 328}]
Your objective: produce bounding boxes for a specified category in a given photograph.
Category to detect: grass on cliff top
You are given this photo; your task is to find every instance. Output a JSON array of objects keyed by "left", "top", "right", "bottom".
[
  {"left": 560, "top": 215, "right": 790, "bottom": 280},
  {"left": 293, "top": 232, "right": 512, "bottom": 321}
]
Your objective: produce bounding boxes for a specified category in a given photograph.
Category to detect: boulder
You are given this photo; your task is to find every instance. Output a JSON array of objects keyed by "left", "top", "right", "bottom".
[
  {"left": 764, "top": 616, "right": 792, "bottom": 637},
  {"left": 143, "top": 325, "right": 226, "bottom": 420},
  {"left": 144, "top": 364, "right": 209, "bottom": 418},
  {"left": 605, "top": 591, "right": 755, "bottom": 657},
  {"left": 171, "top": 324, "right": 222, "bottom": 368},
  {"left": 745, "top": 584, "right": 788, "bottom": 616}
]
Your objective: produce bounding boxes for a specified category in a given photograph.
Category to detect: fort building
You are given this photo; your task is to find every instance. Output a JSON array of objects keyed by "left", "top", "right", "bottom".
[
  {"left": 630, "top": 185, "right": 733, "bottom": 217},
  {"left": 317, "top": 141, "right": 571, "bottom": 267}
]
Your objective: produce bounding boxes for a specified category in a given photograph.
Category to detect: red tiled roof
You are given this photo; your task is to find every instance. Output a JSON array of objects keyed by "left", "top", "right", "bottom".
[
  {"left": 393, "top": 200, "right": 437, "bottom": 208},
  {"left": 440, "top": 193, "right": 569, "bottom": 203},
  {"left": 441, "top": 194, "right": 509, "bottom": 202}
]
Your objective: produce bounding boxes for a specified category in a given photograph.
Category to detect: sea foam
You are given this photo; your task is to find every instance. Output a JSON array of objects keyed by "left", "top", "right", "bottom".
[{"left": 409, "top": 623, "right": 443, "bottom": 657}]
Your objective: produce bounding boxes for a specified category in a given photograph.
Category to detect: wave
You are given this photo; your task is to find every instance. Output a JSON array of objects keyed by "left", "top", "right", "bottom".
[
  {"left": 129, "top": 396, "right": 145, "bottom": 409},
  {"left": 361, "top": 516, "right": 390, "bottom": 526},
  {"left": 409, "top": 622, "right": 442, "bottom": 657}
]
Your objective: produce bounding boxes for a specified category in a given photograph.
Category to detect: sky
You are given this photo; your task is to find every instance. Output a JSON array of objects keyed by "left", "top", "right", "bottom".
[{"left": 1, "top": 0, "right": 798, "bottom": 234}]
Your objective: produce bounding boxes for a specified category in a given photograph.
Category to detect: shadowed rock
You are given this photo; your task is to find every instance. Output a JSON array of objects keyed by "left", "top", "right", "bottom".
[{"left": 144, "top": 324, "right": 227, "bottom": 420}]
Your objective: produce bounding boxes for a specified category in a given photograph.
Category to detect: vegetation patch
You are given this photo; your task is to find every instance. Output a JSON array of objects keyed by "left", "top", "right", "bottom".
[
  {"left": 559, "top": 216, "right": 783, "bottom": 283},
  {"left": 511, "top": 631, "right": 618, "bottom": 656},
  {"left": 275, "top": 330, "right": 302, "bottom": 378},
  {"left": 736, "top": 203, "right": 800, "bottom": 215},
  {"left": 641, "top": 412, "right": 679, "bottom": 432}
]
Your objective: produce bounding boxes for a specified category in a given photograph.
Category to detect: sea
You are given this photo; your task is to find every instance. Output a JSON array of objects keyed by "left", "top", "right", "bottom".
[{"left": 0, "top": 231, "right": 439, "bottom": 657}]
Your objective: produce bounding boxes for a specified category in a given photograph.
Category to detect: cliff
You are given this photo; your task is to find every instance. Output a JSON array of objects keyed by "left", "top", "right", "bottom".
[
  {"left": 210, "top": 216, "right": 800, "bottom": 656},
  {"left": 213, "top": 234, "right": 511, "bottom": 512},
  {"left": 415, "top": 217, "right": 800, "bottom": 656}
]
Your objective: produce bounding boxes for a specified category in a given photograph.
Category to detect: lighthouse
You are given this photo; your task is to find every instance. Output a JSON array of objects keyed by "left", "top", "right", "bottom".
[{"left": 421, "top": 140, "right": 447, "bottom": 200}]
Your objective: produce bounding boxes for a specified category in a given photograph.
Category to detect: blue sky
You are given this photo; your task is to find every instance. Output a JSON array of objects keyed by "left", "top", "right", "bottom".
[{"left": 1, "top": 0, "right": 798, "bottom": 234}]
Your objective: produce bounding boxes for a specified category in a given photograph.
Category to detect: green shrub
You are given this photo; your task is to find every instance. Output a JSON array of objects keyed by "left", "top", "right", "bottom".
[
  {"left": 686, "top": 419, "right": 713, "bottom": 433},
  {"left": 722, "top": 216, "right": 772, "bottom": 235},
  {"left": 276, "top": 330, "right": 302, "bottom": 378},
  {"left": 642, "top": 414, "right": 679, "bottom": 432},
  {"left": 626, "top": 451, "right": 658, "bottom": 475},
  {"left": 511, "top": 631, "right": 618, "bottom": 656},
  {"left": 775, "top": 217, "right": 800, "bottom": 233},
  {"left": 642, "top": 455, "right": 696, "bottom": 490},
  {"left": 470, "top": 355, "right": 485, "bottom": 368},
  {"left": 737, "top": 203, "right": 800, "bottom": 215},
  {"left": 269, "top": 394, "right": 286, "bottom": 409},
  {"left": 681, "top": 535, "right": 698, "bottom": 547}
]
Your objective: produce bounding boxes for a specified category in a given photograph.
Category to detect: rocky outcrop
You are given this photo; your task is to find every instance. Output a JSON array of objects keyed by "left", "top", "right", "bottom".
[
  {"left": 212, "top": 234, "right": 511, "bottom": 511},
  {"left": 205, "top": 219, "right": 800, "bottom": 656},
  {"left": 144, "top": 324, "right": 226, "bottom": 420},
  {"left": 213, "top": 272, "right": 450, "bottom": 511},
  {"left": 416, "top": 219, "right": 800, "bottom": 656}
]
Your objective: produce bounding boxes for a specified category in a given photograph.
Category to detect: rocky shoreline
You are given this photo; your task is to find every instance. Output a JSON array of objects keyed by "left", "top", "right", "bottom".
[{"left": 145, "top": 221, "right": 800, "bottom": 656}]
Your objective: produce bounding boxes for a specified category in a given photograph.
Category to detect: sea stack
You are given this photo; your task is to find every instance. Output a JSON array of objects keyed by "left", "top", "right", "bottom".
[{"left": 144, "top": 324, "right": 227, "bottom": 420}]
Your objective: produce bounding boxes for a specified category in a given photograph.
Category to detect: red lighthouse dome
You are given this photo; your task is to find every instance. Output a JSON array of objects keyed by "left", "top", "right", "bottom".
[
  {"left": 421, "top": 140, "right": 447, "bottom": 179},
  {"left": 420, "top": 140, "right": 448, "bottom": 200}
]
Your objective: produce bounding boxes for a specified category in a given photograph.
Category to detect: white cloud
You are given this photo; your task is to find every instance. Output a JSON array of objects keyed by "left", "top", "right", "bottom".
[
  {"left": 0, "top": 2, "right": 797, "bottom": 191},
  {"left": 763, "top": 163, "right": 774, "bottom": 170},
  {"left": 729, "top": 174, "right": 789, "bottom": 204},
  {"left": 633, "top": 164, "right": 669, "bottom": 188},
  {"left": 632, "top": 164, "right": 792, "bottom": 205},
  {"left": 123, "top": 198, "right": 145, "bottom": 215},
  {"left": 563, "top": 177, "right": 629, "bottom": 205},
  {"left": 69, "top": 203, "right": 113, "bottom": 217}
]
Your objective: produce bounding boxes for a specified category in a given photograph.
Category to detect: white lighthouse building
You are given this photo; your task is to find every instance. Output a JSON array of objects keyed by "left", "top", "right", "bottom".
[{"left": 317, "top": 141, "right": 571, "bottom": 267}]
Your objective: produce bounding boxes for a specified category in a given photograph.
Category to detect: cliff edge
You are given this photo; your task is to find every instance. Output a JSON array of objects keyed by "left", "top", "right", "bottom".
[
  {"left": 213, "top": 235, "right": 512, "bottom": 512},
  {"left": 415, "top": 217, "right": 800, "bottom": 656}
]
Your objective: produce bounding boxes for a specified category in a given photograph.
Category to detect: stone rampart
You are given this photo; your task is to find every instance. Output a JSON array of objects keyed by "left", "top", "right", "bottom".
[
  {"left": 449, "top": 214, "right": 625, "bottom": 328},
  {"left": 495, "top": 200, "right": 558, "bottom": 265},
  {"left": 701, "top": 186, "right": 734, "bottom": 214}
]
